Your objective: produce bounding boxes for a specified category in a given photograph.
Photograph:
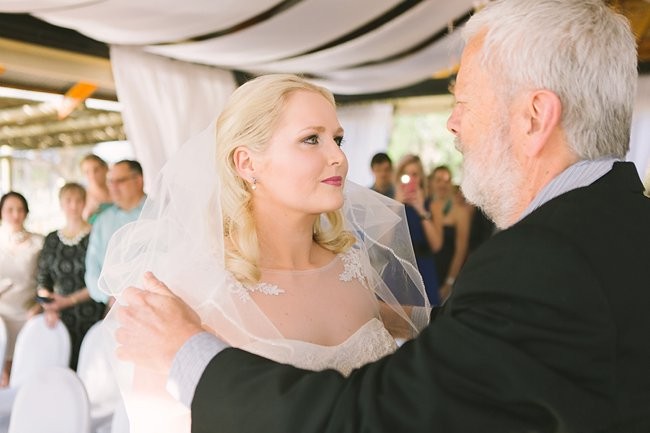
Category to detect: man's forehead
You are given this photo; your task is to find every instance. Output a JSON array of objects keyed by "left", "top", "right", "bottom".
[
  {"left": 109, "top": 164, "right": 130, "bottom": 176},
  {"left": 455, "top": 33, "right": 487, "bottom": 91}
]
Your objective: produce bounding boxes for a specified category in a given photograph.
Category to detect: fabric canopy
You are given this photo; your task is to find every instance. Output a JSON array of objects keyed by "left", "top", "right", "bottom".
[{"left": 0, "top": 0, "right": 476, "bottom": 95}]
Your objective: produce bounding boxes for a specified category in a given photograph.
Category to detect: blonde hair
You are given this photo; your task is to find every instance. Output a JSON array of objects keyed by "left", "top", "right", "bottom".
[
  {"left": 59, "top": 182, "right": 86, "bottom": 202},
  {"left": 216, "top": 74, "right": 355, "bottom": 284},
  {"left": 395, "top": 154, "right": 427, "bottom": 195}
]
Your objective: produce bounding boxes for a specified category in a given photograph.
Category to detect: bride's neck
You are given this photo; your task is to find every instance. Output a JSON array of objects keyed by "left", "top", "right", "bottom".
[{"left": 254, "top": 211, "right": 325, "bottom": 270}]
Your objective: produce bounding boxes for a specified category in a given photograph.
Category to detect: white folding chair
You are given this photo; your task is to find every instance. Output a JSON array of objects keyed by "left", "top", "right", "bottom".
[
  {"left": 109, "top": 398, "right": 130, "bottom": 433},
  {"left": 9, "top": 314, "right": 71, "bottom": 388},
  {"left": 0, "top": 313, "right": 72, "bottom": 430},
  {"left": 77, "top": 321, "right": 121, "bottom": 433},
  {"left": 0, "top": 316, "right": 7, "bottom": 380},
  {"left": 8, "top": 366, "right": 91, "bottom": 433}
]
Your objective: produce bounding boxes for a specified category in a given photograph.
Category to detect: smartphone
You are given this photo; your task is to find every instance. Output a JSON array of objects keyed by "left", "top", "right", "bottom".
[
  {"left": 400, "top": 174, "right": 417, "bottom": 194},
  {"left": 36, "top": 295, "right": 54, "bottom": 304}
]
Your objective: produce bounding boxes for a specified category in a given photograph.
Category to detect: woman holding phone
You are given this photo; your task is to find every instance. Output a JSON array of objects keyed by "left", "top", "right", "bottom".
[{"left": 394, "top": 154, "right": 444, "bottom": 304}]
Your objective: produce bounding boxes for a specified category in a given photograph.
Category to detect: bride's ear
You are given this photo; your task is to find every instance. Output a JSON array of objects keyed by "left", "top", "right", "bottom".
[{"left": 232, "top": 146, "right": 256, "bottom": 180}]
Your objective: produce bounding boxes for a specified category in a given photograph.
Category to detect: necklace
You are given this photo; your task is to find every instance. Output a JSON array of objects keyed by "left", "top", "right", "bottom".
[
  {"left": 57, "top": 228, "right": 90, "bottom": 246},
  {"left": 8, "top": 230, "right": 28, "bottom": 244}
]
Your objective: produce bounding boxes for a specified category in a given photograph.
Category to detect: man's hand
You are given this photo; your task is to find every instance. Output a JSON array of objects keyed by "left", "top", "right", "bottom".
[{"left": 115, "top": 271, "right": 204, "bottom": 375}]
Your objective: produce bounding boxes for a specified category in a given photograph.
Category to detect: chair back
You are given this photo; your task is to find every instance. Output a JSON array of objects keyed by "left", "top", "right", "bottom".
[
  {"left": 0, "top": 316, "right": 7, "bottom": 378},
  {"left": 8, "top": 366, "right": 91, "bottom": 433},
  {"left": 9, "top": 314, "right": 71, "bottom": 388},
  {"left": 77, "top": 321, "right": 120, "bottom": 429},
  {"left": 109, "top": 398, "right": 130, "bottom": 433}
]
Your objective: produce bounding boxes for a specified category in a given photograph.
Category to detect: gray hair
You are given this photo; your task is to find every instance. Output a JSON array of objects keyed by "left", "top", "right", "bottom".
[{"left": 463, "top": 0, "right": 638, "bottom": 159}]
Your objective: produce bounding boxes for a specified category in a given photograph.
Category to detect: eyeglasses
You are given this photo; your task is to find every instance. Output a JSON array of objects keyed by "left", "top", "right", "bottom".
[{"left": 107, "top": 175, "right": 136, "bottom": 185}]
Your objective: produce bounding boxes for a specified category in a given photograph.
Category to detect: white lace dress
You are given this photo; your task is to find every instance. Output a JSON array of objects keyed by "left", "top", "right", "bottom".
[
  {"left": 0, "top": 228, "right": 44, "bottom": 360},
  {"left": 123, "top": 248, "right": 398, "bottom": 433},
  {"left": 238, "top": 248, "right": 398, "bottom": 376}
]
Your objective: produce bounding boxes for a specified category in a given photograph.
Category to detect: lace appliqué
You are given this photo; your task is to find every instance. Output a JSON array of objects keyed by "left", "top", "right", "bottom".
[
  {"left": 243, "top": 319, "right": 397, "bottom": 377},
  {"left": 231, "top": 249, "right": 364, "bottom": 301},
  {"left": 227, "top": 275, "right": 284, "bottom": 302},
  {"left": 339, "top": 248, "right": 367, "bottom": 286},
  {"left": 248, "top": 282, "right": 284, "bottom": 296}
]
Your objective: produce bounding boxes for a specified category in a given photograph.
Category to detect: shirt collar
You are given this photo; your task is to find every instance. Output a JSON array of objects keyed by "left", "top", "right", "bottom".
[{"left": 519, "top": 157, "right": 619, "bottom": 222}]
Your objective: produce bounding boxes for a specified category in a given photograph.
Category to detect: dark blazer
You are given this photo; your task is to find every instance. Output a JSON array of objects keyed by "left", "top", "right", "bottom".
[{"left": 192, "top": 162, "right": 650, "bottom": 433}]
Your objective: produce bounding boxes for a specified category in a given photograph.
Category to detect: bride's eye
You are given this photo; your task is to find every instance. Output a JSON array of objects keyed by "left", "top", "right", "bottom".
[
  {"left": 303, "top": 135, "right": 319, "bottom": 145},
  {"left": 334, "top": 136, "right": 344, "bottom": 147}
]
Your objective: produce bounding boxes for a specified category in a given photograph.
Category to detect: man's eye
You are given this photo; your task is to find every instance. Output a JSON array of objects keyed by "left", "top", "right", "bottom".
[
  {"left": 303, "top": 135, "right": 319, "bottom": 144},
  {"left": 334, "top": 136, "right": 344, "bottom": 147}
]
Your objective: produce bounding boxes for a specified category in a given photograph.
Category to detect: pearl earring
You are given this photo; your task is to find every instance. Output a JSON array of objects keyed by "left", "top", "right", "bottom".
[{"left": 251, "top": 177, "right": 257, "bottom": 190}]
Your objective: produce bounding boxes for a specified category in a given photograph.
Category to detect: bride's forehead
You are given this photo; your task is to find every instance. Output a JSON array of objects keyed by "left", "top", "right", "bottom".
[{"left": 276, "top": 93, "right": 339, "bottom": 127}]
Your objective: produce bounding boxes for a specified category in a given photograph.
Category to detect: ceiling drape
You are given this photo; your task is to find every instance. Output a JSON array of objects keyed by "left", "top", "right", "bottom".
[{"left": 110, "top": 46, "right": 237, "bottom": 186}]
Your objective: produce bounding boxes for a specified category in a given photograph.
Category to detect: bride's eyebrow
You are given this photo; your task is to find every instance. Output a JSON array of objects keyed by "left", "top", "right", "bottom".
[{"left": 298, "top": 126, "right": 345, "bottom": 134}]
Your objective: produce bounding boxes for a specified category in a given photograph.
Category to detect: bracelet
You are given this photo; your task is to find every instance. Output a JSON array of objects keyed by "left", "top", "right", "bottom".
[
  {"left": 445, "top": 276, "right": 456, "bottom": 285},
  {"left": 419, "top": 211, "right": 432, "bottom": 221}
]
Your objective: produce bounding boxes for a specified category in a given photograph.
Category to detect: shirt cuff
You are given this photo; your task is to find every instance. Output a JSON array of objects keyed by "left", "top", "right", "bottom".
[
  {"left": 410, "top": 305, "right": 432, "bottom": 331},
  {"left": 166, "top": 332, "right": 229, "bottom": 407}
]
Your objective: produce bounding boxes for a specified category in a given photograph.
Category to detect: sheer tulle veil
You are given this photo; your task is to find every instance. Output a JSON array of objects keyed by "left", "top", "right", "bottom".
[{"left": 99, "top": 121, "right": 429, "bottom": 432}]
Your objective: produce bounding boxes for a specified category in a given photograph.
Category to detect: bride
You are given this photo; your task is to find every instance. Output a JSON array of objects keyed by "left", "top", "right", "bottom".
[{"left": 101, "top": 74, "right": 430, "bottom": 432}]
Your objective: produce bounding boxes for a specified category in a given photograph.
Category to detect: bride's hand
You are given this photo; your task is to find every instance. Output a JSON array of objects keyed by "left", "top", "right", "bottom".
[{"left": 115, "top": 271, "right": 204, "bottom": 375}]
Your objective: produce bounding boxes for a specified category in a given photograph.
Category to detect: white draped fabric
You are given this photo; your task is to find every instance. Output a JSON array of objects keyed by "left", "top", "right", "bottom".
[
  {"left": 337, "top": 102, "right": 394, "bottom": 187},
  {"left": 246, "top": 1, "right": 468, "bottom": 74},
  {"left": 33, "top": 0, "right": 282, "bottom": 45},
  {"left": 110, "top": 46, "right": 237, "bottom": 186},
  {"left": 145, "top": 0, "right": 403, "bottom": 67},
  {"left": 310, "top": 31, "right": 462, "bottom": 95},
  {"left": 0, "top": 0, "right": 477, "bottom": 95},
  {"left": 628, "top": 75, "right": 650, "bottom": 190}
]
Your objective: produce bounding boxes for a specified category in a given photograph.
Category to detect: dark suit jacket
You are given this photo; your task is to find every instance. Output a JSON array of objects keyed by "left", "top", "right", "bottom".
[{"left": 192, "top": 162, "right": 650, "bottom": 433}]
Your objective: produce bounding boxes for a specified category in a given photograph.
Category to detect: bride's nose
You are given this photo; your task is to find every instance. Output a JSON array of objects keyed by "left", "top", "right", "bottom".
[{"left": 327, "top": 140, "right": 345, "bottom": 166}]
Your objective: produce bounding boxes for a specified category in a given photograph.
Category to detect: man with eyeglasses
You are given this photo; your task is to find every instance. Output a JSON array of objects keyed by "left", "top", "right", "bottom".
[{"left": 85, "top": 160, "right": 146, "bottom": 306}]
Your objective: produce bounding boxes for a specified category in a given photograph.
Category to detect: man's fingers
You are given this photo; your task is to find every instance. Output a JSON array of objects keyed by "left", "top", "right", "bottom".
[
  {"left": 121, "top": 286, "right": 146, "bottom": 306},
  {"left": 142, "top": 271, "right": 175, "bottom": 297}
]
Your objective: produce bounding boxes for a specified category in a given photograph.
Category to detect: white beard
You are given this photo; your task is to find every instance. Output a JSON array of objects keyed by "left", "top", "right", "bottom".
[{"left": 457, "top": 121, "right": 525, "bottom": 230}]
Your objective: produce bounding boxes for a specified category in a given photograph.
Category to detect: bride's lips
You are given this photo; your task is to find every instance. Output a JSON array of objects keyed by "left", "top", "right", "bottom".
[{"left": 322, "top": 176, "right": 343, "bottom": 186}]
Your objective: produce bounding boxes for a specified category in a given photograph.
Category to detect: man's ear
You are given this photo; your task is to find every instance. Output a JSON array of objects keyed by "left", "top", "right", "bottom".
[
  {"left": 523, "top": 89, "right": 562, "bottom": 157},
  {"left": 232, "top": 146, "right": 256, "bottom": 180}
]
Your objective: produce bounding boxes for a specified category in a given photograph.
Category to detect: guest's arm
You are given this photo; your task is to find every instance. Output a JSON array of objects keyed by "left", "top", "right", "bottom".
[{"left": 85, "top": 222, "right": 109, "bottom": 303}]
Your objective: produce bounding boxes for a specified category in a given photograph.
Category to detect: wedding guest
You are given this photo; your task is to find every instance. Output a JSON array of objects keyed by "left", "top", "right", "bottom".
[
  {"left": 394, "top": 154, "right": 444, "bottom": 303},
  {"left": 115, "top": 1, "right": 650, "bottom": 431},
  {"left": 0, "top": 192, "right": 43, "bottom": 386},
  {"left": 35, "top": 183, "right": 104, "bottom": 370},
  {"left": 369, "top": 152, "right": 395, "bottom": 198},
  {"left": 85, "top": 160, "right": 146, "bottom": 305},
  {"left": 80, "top": 154, "right": 112, "bottom": 224},
  {"left": 428, "top": 165, "right": 471, "bottom": 299}
]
